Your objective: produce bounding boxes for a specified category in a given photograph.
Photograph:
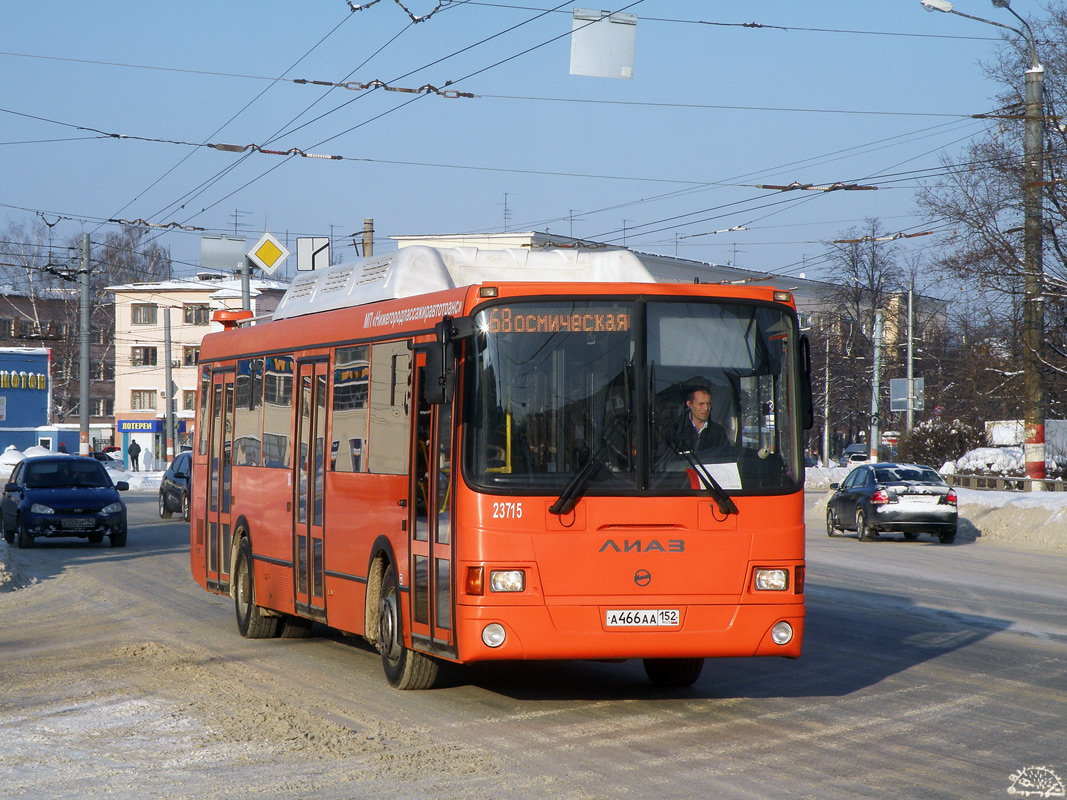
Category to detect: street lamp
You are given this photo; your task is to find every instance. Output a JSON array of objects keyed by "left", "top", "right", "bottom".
[{"left": 920, "top": 0, "right": 1046, "bottom": 486}]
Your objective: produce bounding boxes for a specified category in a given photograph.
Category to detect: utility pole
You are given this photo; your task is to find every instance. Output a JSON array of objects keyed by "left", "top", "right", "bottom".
[
  {"left": 78, "top": 234, "right": 90, "bottom": 456},
  {"left": 1023, "top": 51, "right": 1046, "bottom": 486},
  {"left": 823, "top": 336, "right": 831, "bottom": 466},
  {"left": 870, "top": 310, "right": 882, "bottom": 462},
  {"left": 240, "top": 257, "right": 250, "bottom": 311},
  {"left": 164, "top": 308, "right": 174, "bottom": 462},
  {"left": 363, "top": 218, "right": 374, "bottom": 258},
  {"left": 919, "top": 0, "right": 1045, "bottom": 483},
  {"left": 906, "top": 283, "right": 915, "bottom": 434}
]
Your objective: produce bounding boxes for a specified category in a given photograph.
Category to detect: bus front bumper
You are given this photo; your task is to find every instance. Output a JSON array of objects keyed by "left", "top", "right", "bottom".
[{"left": 453, "top": 601, "right": 804, "bottom": 662}]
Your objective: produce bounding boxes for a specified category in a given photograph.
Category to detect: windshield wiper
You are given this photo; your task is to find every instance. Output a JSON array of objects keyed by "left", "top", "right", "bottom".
[
  {"left": 549, "top": 412, "right": 628, "bottom": 516},
  {"left": 651, "top": 413, "right": 738, "bottom": 517}
]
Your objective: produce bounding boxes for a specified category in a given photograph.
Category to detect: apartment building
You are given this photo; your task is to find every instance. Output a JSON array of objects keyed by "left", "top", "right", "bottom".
[{"left": 109, "top": 272, "right": 286, "bottom": 468}]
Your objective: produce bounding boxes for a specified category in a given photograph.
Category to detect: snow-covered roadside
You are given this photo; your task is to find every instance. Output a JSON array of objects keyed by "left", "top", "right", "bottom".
[
  {"left": 2, "top": 458, "right": 1064, "bottom": 597},
  {"left": 0, "top": 446, "right": 165, "bottom": 590},
  {"left": 806, "top": 466, "right": 1067, "bottom": 552},
  {"left": 0, "top": 445, "right": 163, "bottom": 490}
]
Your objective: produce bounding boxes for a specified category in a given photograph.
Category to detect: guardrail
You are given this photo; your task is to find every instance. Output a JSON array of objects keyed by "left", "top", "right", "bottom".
[{"left": 943, "top": 473, "right": 1066, "bottom": 492}]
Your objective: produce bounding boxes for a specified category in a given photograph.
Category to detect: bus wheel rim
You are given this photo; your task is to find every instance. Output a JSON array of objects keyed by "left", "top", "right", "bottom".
[{"left": 378, "top": 594, "right": 401, "bottom": 662}]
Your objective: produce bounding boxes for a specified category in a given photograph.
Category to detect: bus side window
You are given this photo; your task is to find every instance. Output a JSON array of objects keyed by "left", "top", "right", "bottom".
[
  {"left": 368, "top": 341, "right": 411, "bottom": 475},
  {"left": 331, "top": 345, "right": 370, "bottom": 472},
  {"left": 262, "top": 355, "right": 294, "bottom": 468},
  {"left": 234, "top": 358, "right": 263, "bottom": 466}
]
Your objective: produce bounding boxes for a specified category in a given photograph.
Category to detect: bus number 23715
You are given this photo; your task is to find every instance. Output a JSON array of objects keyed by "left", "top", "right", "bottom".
[{"left": 493, "top": 501, "right": 523, "bottom": 519}]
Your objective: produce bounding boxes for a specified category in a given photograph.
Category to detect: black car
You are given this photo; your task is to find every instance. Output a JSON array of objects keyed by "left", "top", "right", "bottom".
[
  {"left": 826, "top": 462, "right": 958, "bottom": 544},
  {"left": 159, "top": 450, "right": 191, "bottom": 522},
  {"left": 1, "top": 455, "right": 129, "bottom": 548}
]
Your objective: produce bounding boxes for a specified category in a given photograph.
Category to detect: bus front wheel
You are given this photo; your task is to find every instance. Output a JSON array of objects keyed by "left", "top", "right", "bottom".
[
  {"left": 377, "top": 564, "right": 439, "bottom": 690},
  {"left": 642, "top": 657, "right": 704, "bottom": 688},
  {"left": 234, "top": 537, "right": 279, "bottom": 639}
]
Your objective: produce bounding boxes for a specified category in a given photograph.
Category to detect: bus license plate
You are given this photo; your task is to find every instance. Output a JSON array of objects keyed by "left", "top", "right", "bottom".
[{"left": 605, "top": 609, "right": 679, "bottom": 627}]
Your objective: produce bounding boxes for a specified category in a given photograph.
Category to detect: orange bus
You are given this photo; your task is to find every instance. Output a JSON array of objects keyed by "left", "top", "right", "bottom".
[{"left": 190, "top": 245, "right": 813, "bottom": 689}]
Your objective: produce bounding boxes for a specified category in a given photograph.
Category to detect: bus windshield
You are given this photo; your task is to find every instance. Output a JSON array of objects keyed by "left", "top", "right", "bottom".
[{"left": 464, "top": 298, "right": 802, "bottom": 496}]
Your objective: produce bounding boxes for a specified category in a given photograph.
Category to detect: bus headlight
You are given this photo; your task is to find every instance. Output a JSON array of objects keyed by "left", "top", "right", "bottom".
[
  {"left": 482, "top": 623, "right": 506, "bottom": 648},
  {"left": 771, "top": 621, "right": 794, "bottom": 645},
  {"left": 490, "top": 569, "right": 525, "bottom": 593},
  {"left": 754, "top": 568, "right": 789, "bottom": 591}
]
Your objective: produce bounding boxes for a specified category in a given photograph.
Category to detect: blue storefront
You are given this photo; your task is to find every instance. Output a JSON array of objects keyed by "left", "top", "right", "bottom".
[
  {"left": 115, "top": 418, "right": 188, "bottom": 470},
  {"left": 0, "top": 348, "right": 53, "bottom": 451}
]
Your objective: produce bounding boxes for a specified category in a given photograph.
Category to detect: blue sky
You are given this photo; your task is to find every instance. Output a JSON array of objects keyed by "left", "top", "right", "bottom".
[{"left": 0, "top": 1, "right": 1026, "bottom": 284}]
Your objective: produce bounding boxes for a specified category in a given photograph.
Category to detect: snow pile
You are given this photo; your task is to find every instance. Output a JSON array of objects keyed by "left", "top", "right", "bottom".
[
  {"left": 0, "top": 445, "right": 163, "bottom": 489},
  {"left": 954, "top": 487, "right": 1067, "bottom": 551},
  {"left": 114, "top": 469, "right": 163, "bottom": 490},
  {"left": 952, "top": 445, "right": 1060, "bottom": 475},
  {"left": 954, "top": 446, "right": 1025, "bottom": 475},
  {"left": 0, "top": 446, "right": 23, "bottom": 484},
  {"left": 804, "top": 465, "right": 850, "bottom": 490}
]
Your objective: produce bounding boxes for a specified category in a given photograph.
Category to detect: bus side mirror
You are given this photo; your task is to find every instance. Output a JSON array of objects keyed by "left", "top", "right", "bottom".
[
  {"left": 799, "top": 335, "right": 814, "bottom": 430},
  {"left": 426, "top": 316, "right": 474, "bottom": 405}
]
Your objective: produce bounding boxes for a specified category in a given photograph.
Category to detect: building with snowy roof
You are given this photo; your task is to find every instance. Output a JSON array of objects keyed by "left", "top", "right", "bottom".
[{"left": 106, "top": 271, "right": 287, "bottom": 466}]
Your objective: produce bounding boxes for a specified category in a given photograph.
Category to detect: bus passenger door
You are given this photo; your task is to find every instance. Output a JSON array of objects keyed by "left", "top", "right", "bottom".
[
  {"left": 206, "top": 370, "right": 235, "bottom": 593},
  {"left": 293, "top": 359, "right": 328, "bottom": 620},
  {"left": 409, "top": 354, "right": 456, "bottom": 657}
]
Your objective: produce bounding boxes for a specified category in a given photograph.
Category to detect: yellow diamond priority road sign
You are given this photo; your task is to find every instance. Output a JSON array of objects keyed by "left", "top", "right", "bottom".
[{"left": 247, "top": 232, "right": 291, "bottom": 275}]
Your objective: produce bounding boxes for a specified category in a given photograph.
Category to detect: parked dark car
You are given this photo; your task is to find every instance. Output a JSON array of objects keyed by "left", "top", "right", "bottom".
[
  {"left": 826, "top": 462, "right": 958, "bottom": 544},
  {"left": 1, "top": 455, "right": 129, "bottom": 548},
  {"left": 159, "top": 450, "right": 191, "bottom": 522}
]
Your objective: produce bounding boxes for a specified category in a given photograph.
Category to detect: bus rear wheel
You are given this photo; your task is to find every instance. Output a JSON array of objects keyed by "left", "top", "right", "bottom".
[
  {"left": 377, "top": 564, "right": 438, "bottom": 690},
  {"left": 642, "top": 657, "right": 704, "bottom": 688},
  {"left": 234, "top": 537, "right": 279, "bottom": 639},
  {"left": 277, "top": 615, "right": 314, "bottom": 639}
]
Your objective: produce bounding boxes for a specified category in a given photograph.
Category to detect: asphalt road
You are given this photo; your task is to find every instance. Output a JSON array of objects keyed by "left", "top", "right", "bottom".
[{"left": 0, "top": 491, "right": 1064, "bottom": 800}]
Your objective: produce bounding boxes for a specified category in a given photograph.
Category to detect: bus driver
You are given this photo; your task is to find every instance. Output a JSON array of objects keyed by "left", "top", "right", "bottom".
[{"left": 681, "top": 386, "right": 727, "bottom": 454}]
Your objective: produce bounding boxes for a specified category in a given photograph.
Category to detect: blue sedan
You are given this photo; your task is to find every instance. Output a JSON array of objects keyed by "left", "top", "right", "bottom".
[{"left": 1, "top": 455, "right": 129, "bottom": 548}]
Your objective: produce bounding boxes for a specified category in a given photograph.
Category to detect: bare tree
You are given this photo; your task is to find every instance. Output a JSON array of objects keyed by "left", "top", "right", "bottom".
[
  {"left": 917, "top": 2, "right": 1067, "bottom": 418},
  {"left": 0, "top": 218, "right": 75, "bottom": 324},
  {"left": 97, "top": 225, "right": 172, "bottom": 286},
  {"left": 824, "top": 219, "right": 905, "bottom": 340}
]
